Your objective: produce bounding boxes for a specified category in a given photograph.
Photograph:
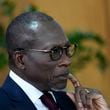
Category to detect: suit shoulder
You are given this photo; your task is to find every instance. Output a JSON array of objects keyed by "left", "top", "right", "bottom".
[{"left": 0, "top": 88, "right": 10, "bottom": 109}]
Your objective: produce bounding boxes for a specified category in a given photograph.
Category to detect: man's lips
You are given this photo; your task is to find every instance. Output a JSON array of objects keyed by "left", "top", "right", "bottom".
[{"left": 54, "top": 71, "right": 69, "bottom": 80}]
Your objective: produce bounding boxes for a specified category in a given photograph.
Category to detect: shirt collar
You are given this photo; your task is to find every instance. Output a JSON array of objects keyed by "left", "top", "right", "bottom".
[{"left": 9, "top": 70, "right": 43, "bottom": 104}]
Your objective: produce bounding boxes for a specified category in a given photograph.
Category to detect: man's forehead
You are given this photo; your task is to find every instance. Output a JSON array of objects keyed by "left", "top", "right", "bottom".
[
  {"left": 47, "top": 41, "right": 70, "bottom": 46},
  {"left": 23, "top": 18, "right": 69, "bottom": 49},
  {"left": 38, "top": 40, "right": 70, "bottom": 50}
]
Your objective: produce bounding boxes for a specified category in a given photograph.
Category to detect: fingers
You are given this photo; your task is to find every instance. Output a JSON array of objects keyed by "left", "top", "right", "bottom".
[
  {"left": 86, "top": 90, "right": 109, "bottom": 110},
  {"left": 80, "top": 90, "right": 88, "bottom": 108},
  {"left": 68, "top": 73, "right": 108, "bottom": 110},
  {"left": 75, "top": 87, "right": 84, "bottom": 110},
  {"left": 86, "top": 93, "right": 93, "bottom": 109},
  {"left": 68, "top": 73, "right": 81, "bottom": 88},
  {"left": 78, "top": 88, "right": 94, "bottom": 110},
  {"left": 68, "top": 73, "right": 85, "bottom": 109},
  {"left": 81, "top": 88, "right": 108, "bottom": 110},
  {"left": 68, "top": 73, "right": 93, "bottom": 109}
]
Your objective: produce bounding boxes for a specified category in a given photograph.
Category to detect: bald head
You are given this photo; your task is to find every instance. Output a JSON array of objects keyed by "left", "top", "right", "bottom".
[
  {"left": 6, "top": 12, "right": 54, "bottom": 51},
  {"left": 6, "top": 11, "right": 67, "bottom": 69}
]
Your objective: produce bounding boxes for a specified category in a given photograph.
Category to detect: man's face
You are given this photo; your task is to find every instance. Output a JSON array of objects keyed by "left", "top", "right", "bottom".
[{"left": 23, "top": 21, "right": 71, "bottom": 91}]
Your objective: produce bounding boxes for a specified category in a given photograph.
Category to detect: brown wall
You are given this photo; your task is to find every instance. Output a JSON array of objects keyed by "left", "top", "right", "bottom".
[{"left": 0, "top": 0, "right": 110, "bottom": 104}]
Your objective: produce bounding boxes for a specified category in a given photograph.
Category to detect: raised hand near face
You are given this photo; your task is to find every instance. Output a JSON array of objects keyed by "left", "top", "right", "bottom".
[{"left": 67, "top": 73, "right": 109, "bottom": 110}]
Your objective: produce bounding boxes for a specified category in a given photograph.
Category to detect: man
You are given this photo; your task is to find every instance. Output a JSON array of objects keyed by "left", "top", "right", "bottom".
[{"left": 0, "top": 11, "right": 109, "bottom": 110}]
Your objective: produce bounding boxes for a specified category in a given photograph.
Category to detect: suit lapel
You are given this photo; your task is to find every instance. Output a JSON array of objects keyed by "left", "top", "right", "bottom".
[{"left": 2, "top": 76, "right": 37, "bottom": 110}]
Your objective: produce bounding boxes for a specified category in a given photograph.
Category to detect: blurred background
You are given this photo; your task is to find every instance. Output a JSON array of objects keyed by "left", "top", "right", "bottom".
[{"left": 0, "top": 0, "right": 110, "bottom": 105}]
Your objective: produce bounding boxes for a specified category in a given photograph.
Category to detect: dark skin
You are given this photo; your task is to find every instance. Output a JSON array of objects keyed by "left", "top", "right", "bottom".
[
  {"left": 12, "top": 20, "right": 71, "bottom": 91},
  {"left": 10, "top": 17, "right": 109, "bottom": 110}
]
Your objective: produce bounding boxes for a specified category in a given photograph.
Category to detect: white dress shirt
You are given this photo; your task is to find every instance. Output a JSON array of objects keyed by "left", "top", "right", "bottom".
[{"left": 9, "top": 70, "right": 50, "bottom": 110}]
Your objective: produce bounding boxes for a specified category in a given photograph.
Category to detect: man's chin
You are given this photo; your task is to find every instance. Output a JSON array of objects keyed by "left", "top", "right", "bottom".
[
  {"left": 48, "top": 79, "right": 67, "bottom": 91},
  {"left": 50, "top": 84, "right": 67, "bottom": 91},
  {"left": 51, "top": 87, "right": 66, "bottom": 92}
]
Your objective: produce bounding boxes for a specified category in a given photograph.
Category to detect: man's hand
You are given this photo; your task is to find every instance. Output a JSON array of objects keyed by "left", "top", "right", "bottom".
[{"left": 67, "top": 73, "right": 109, "bottom": 110}]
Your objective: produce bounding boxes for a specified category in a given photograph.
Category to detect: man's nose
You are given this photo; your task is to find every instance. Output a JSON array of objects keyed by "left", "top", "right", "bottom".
[{"left": 58, "top": 54, "right": 71, "bottom": 67}]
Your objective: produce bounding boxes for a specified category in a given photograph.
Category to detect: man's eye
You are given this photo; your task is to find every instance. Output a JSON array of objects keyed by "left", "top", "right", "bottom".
[{"left": 51, "top": 47, "right": 61, "bottom": 53}]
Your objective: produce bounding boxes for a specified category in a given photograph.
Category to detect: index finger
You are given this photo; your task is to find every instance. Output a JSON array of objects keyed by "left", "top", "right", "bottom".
[
  {"left": 68, "top": 73, "right": 81, "bottom": 88},
  {"left": 68, "top": 73, "right": 85, "bottom": 109}
]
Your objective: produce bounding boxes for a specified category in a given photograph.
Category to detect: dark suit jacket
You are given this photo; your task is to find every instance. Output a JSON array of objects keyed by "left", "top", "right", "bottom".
[{"left": 0, "top": 76, "right": 77, "bottom": 110}]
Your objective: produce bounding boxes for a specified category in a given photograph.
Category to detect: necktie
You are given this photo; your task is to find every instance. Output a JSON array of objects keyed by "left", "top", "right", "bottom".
[{"left": 40, "top": 92, "right": 60, "bottom": 110}]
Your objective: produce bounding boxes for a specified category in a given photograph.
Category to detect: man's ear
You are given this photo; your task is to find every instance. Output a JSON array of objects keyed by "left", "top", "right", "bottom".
[{"left": 13, "top": 51, "right": 25, "bottom": 70}]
